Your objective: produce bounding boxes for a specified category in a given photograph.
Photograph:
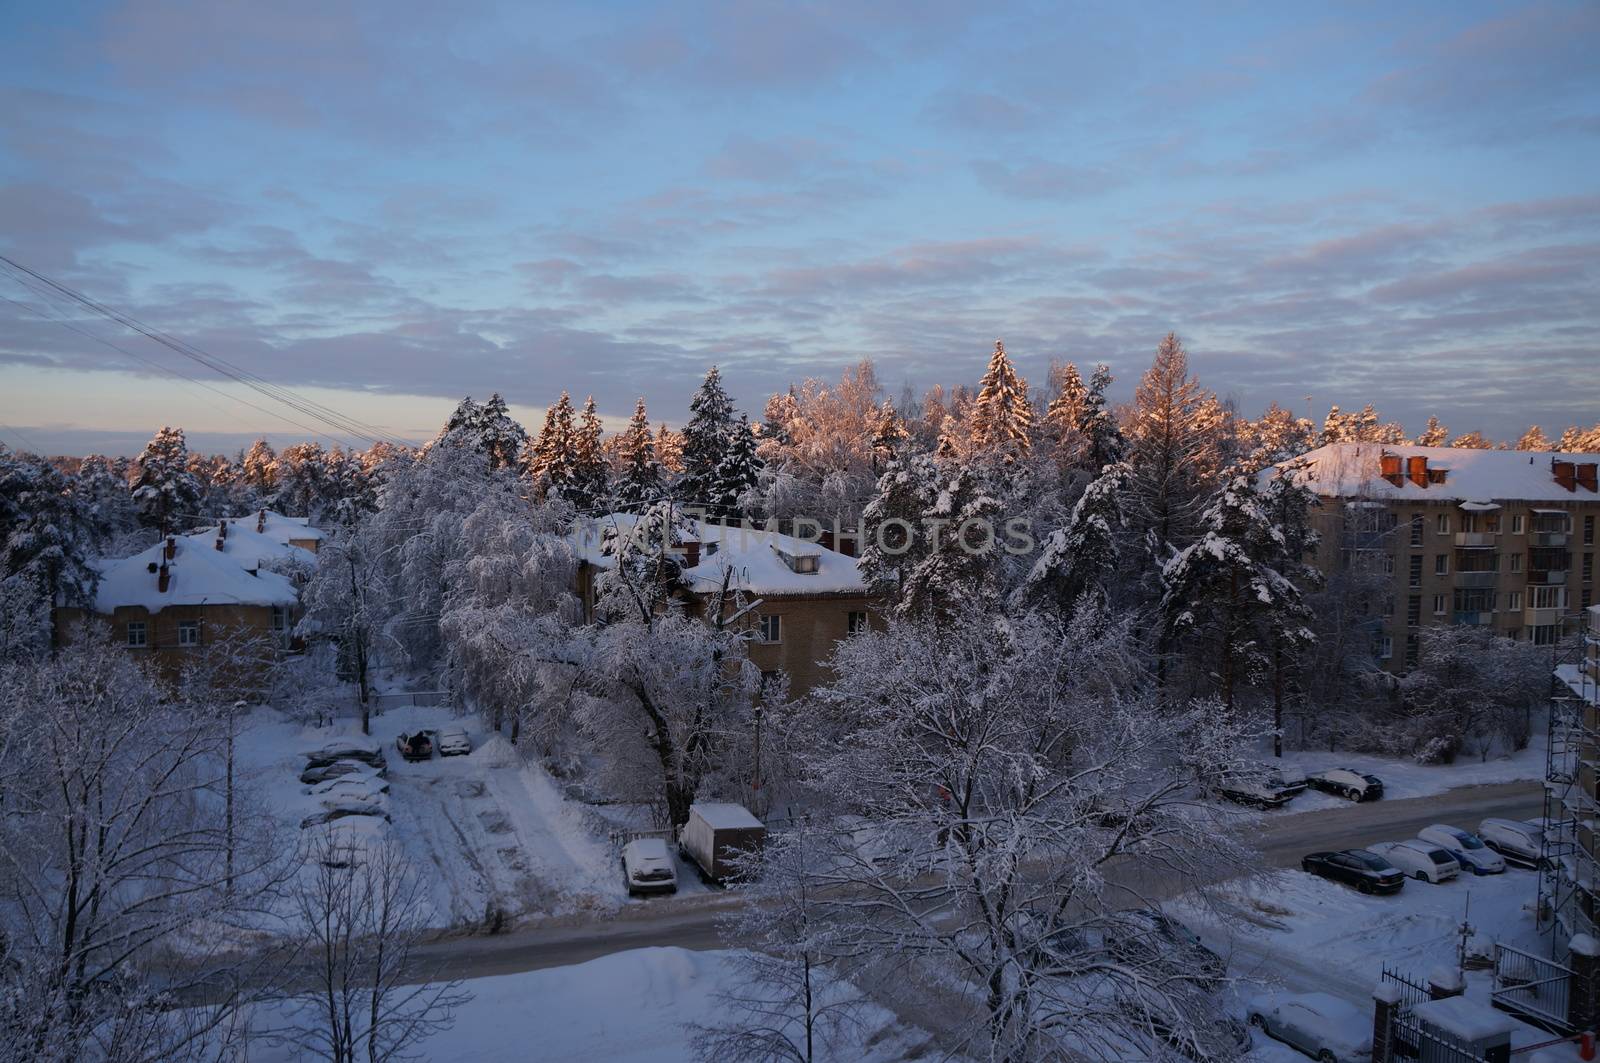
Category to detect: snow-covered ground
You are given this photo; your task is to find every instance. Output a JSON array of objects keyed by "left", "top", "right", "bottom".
[
  {"left": 236, "top": 703, "right": 625, "bottom": 928},
  {"left": 1172, "top": 865, "right": 1570, "bottom": 1059},
  {"left": 240, "top": 946, "right": 931, "bottom": 1062}
]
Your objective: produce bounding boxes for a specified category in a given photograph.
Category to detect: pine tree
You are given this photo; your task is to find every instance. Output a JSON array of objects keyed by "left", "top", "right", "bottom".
[
  {"left": 710, "top": 414, "right": 762, "bottom": 520},
  {"left": 1044, "top": 362, "right": 1087, "bottom": 461},
  {"left": 1, "top": 449, "right": 97, "bottom": 658},
  {"left": 1556, "top": 423, "right": 1600, "bottom": 452},
  {"left": 1019, "top": 462, "right": 1130, "bottom": 613},
  {"left": 273, "top": 441, "right": 331, "bottom": 518},
  {"left": 1080, "top": 363, "right": 1124, "bottom": 471},
  {"left": 1416, "top": 416, "right": 1448, "bottom": 447},
  {"left": 524, "top": 393, "right": 578, "bottom": 500},
  {"left": 1158, "top": 476, "right": 1315, "bottom": 713},
  {"left": 73, "top": 455, "right": 138, "bottom": 550},
  {"left": 869, "top": 399, "right": 908, "bottom": 472},
  {"left": 1515, "top": 425, "right": 1553, "bottom": 451},
  {"left": 761, "top": 388, "right": 799, "bottom": 450},
  {"left": 241, "top": 438, "right": 279, "bottom": 494},
  {"left": 478, "top": 393, "right": 530, "bottom": 471},
  {"left": 1258, "top": 465, "right": 1322, "bottom": 754},
  {"left": 130, "top": 426, "right": 202, "bottom": 532},
  {"left": 859, "top": 450, "right": 939, "bottom": 600},
  {"left": 1126, "top": 334, "right": 1219, "bottom": 551},
  {"left": 968, "top": 340, "right": 1034, "bottom": 459},
  {"left": 899, "top": 462, "right": 1004, "bottom": 619},
  {"left": 1448, "top": 430, "right": 1495, "bottom": 449},
  {"left": 569, "top": 396, "right": 609, "bottom": 511},
  {"left": 681, "top": 366, "right": 736, "bottom": 509},
  {"left": 614, "top": 398, "right": 663, "bottom": 510},
  {"left": 655, "top": 423, "right": 685, "bottom": 474},
  {"left": 1241, "top": 403, "right": 1315, "bottom": 469}
]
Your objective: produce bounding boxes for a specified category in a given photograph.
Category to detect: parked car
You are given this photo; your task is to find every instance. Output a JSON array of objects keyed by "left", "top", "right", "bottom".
[
  {"left": 299, "top": 760, "right": 385, "bottom": 786},
  {"left": 1248, "top": 992, "right": 1372, "bottom": 1063},
  {"left": 303, "top": 739, "right": 386, "bottom": 771},
  {"left": 1479, "top": 818, "right": 1542, "bottom": 865},
  {"left": 1035, "top": 911, "right": 1226, "bottom": 990},
  {"left": 396, "top": 730, "right": 434, "bottom": 761},
  {"left": 1369, "top": 840, "right": 1459, "bottom": 884},
  {"left": 300, "top": 804, "right": 391, "bottom": 829},
  {"left": 1120, "top": 909, "right": 1227, "bottom": 987},
  {"left": 679, "top": 802, "right": 766, "bottom": 882},
  {"left": 1301, "top": 849, "right": 1405, "bottom": 894},
  {"left": 621, "top": 838, "right": 679, "bottom": 896},
  {"left": 1215, "top": 763, "right": 1298, "bottom": 809},
  {"left": 436, "top": 726, "right": 472, "bottom": 757},
  {"left": 1416, "top": 824, "right": 1506, "bottom": 875},
  {"left": 305, "top": 775, "right": 390, "bottom": 798},
  {"left": 1306, "top": 767, "right": 1384, "bottom": 801},
  {"left": 1120, "top": 986, "right": 1251, "bottom": 1060}
]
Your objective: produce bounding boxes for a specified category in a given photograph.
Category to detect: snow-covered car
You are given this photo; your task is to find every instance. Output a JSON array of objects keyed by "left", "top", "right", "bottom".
[
  {"left": 1120, "top": 909, "right": 1226, "bottom": 987},
  {"left": 1301, "top": 849, "right": 1405, "bottom": 894},
  {"left": 1037, "top": 912, "right": 1226, "bottom": 989},
  {"left": 1479, "top": 818, "right": 1542, "bottom": 865},
  {"left": 436, "top": 726, "right": 471, "bottom": 757},
  {"left": 396, "top": 730, "right": 433, "bottom": 761},
  {"left": 1369, "top": 840, "right": 1459, "bottom": 884},
  {"left": 1306, "top": 767, "right": 1383, "bottom": 801},
  {"left": 304, "top": 775, "right": 390, "bottom": 799},
  {"left": 1248, "top": 992, "right": 1371, "bottom": 1063},
  {"left": 1416, "top": 824, "right": 1505, "bottom": 875},
  {"left": 1215, "top": 763, "right": 1298, "bottom": 809},
  {"left": 303, "top": 739, "right": 386, "bottom": 770},
  {"left": 300, "top": 804, "right": 391, "bottom": 829},
  {"left": 1269, "top": 763, "right": 1308, "bottom": 796},
  {"left": 622, "top": 838, "right": 679, "bottom": 896},
  {"left": 299, "top": 760, "right": 386, "bottom": 786}
]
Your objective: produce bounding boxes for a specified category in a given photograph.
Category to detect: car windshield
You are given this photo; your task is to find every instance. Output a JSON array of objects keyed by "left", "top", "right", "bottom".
[{"left": 1455, "top": 833, "right": 1484, "bottom": 849}]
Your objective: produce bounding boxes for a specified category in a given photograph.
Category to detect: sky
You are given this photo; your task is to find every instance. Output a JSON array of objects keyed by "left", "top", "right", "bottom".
[{"left": 0, "top": 0, "right": 1596, "bottom": 456}]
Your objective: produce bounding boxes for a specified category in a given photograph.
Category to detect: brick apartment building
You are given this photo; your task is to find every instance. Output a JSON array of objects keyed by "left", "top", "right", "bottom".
[{"left": 1275, "top": 443, "right": 1600, "bottom": 671}]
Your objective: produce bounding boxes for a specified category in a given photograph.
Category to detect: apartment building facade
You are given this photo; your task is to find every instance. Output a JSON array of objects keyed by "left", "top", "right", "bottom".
[{"left": 1280, "top": 444, "right": 1600, "bottom": 671}]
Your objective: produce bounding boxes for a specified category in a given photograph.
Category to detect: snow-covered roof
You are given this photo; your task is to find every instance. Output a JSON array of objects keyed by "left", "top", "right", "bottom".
[
  {"left": 182, "top": 522, "right": 317, "bottom": 570},
  {"left": 1273, "top": 443, "right": 1600, "bottom": 503},
  {"left": 1412, "top": 995, "right": 1515, "bottom": 1043},
  {"left": 234, "top": 509, "right": 325, "bottom": 545},
  {"left": 90, "top": 536, "right": 299, "bottom": 615},
  {"left": 691, "top": 802, "right": 764, "bottom": 830},
  {"left": 575, "top": 514, "right": 870, "bottom": 597}
]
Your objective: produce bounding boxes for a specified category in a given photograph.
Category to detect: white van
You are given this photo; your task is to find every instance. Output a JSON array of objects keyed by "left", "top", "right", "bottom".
[{"left": 1369, "top": 840, "right": 1459, "bottom": 884}]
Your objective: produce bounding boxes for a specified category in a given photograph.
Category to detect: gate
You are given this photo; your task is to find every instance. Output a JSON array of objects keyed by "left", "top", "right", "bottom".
[{"left": 1490, "top": 943, "right": 1572, "bottom": 1032}]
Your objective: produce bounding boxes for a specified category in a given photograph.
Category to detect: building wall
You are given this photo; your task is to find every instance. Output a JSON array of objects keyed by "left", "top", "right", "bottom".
[
  {"left": 712, "top": 593, "right": 883, "bottom": 699},
  {"left": 54, "top": 603, "right": 290, "bottom": 684},
  {"left": 1313, "top": 495, "right": 1600, "bottom": 672}
]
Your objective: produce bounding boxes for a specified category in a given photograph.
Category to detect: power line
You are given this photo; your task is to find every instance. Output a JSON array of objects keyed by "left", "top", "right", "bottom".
[{"left": 0, "top": 254, "right": 421, "bottom": 448}]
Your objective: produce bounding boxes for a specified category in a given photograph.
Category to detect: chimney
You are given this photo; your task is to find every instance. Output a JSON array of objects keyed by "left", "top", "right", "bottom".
[
  {"left": 1553, "top": 459, "right": 1577, "bottom": 492},
  {"left": 681, "top": 540, "right": 701, "bottom": 569},
  {"left": 218, "top": 521, "right": 227, "bottom": 539},
  {"left": 164, "top": 536, "right": 177, "bottom": 560},
  {"left": 1379, "top": 452, "right": 1403, "bottom": 487},
  {"left": 215, "top": 537, "right": 225, "bottom": 551},
  {"left": 158, "top": 562, "right": 170, "bottom": 593},
  {"left": 257, "top": 509, "right": 266, "bottom": 534},
  {"left": 1577, "top": 462, "right": 1598, "bottom": 493},
  {"left": 1406, "top": 455, "right": 1429, "bottom": 488}
]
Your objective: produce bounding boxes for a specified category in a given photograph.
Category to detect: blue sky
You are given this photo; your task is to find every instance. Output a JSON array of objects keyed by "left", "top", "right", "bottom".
[{"left": 1, "top": 0, "right": 1596, "bottom": 455}]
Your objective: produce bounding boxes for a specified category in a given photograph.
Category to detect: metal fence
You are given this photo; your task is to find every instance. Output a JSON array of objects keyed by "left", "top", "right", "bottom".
[
  {"left": 1491, "top": 943, "right": 1572, "bottom": 1033},
  {"left": 366, "top": 690, "right": 452, "bottom": 710}
]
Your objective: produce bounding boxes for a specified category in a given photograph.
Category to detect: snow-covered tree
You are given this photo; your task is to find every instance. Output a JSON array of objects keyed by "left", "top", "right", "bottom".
[
  {"left": 523, "top": 393, "right": 578, "bottom": 501},
  {"left": 240, "top": 438, "right": 279, "bottom": 494},
  {"left": 1556, "top": 422, "right": 1600, "bottom": 452},
  {"left": 1018, "top": 462, "right": 1130, "bottom": 613},
  {"left": 1515, "top": 425, "right": 1554, "bottom": 451},
  {"left": 1399, "top": 626, "right": 1545, "bottom": 763},
  {"left": 968, "top": 340, "right": 1034, "bottom": 460},
  {"left": 272, "top": 441, "right": 331, "bottom": 518},
  {"left": 792, "top": 602, "right": 1261, "bottom": 1061},
  {"left": 751, "top": 362, "right": 883, "bottom": 526},
  {"left": 1448, "top": 429, "right": 1496, "bottom": 449},
  {"left": 655, "top": 422, "right": 685, "bottom": 474},
  {"left": 130, "top": 426, "right": 202, "bottom": 531},
  {"left": 72, "top": 454, "right": 141, "bottom": 553},
  {"left": 612, "top": 398, "right": 663, "bottom": 510},
  {"left": 858, "top": 450, "right": 939, "bottom": 601},
  {"left": 711, "top": 414, "right": 762, "bottom": 520},
  {"left": 1125, "top": 334, "right": 1220, "bottom": 551},
  {"left": 1239, "top": 402, "right": 1316, "bottom": 469},
  {"left": 1158, "top": 476, "right": 1316, "bottom": 712},
  {"left": 898, "top": 462, "right": 1003, "bottom": 619},
  {"left": 1079, "top": 363, "right": 1124, "bottom": 472},
  {"left": 1258, "top": 464, "right": 1323, "bottom": 753},
  {"left": 1416, "top": 416, "right": 1449, "bottom": 447},
  {"left": 681, "top": 366, "right": 737, "bottom": 509},
  {"left": 477, "top": 393, "right": 529, "bottom": 471},
  {"left": 567, "top": 396, "right": 609, "bottom": 512},
  {"left": 0, "top": 449, "right": 97, "bottom": 659}
]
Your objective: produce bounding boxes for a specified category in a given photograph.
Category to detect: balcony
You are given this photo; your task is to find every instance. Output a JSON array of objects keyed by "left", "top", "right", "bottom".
[
  {"left": 1456, "top": 571, "right": 1497, "bottom": 589},
  {"left": 1535, "top": 531, "right": 1570, "bottom": 547},
  {"left": 1454, "top": 610, "right": 1494, "bottom": 626},
  {"left": 1527, "top": 606, "right": 1566, "bottom": 627},
  {"left": 1531, "top": 569, "right": 1570, "bottom": 586},
  {"left": 1455, "top": 532, "right": 1496, "bottom": 547}
]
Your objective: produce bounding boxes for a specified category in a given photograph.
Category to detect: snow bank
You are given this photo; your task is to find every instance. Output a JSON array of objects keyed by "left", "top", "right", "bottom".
[{"left": 472, "top": 734, "right": 520, "bottom": 768}]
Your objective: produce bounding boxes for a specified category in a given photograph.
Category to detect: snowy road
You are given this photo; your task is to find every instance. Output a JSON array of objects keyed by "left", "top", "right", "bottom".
[{"left": 405, "top": 778, "right": 1545, "bottom": 983}]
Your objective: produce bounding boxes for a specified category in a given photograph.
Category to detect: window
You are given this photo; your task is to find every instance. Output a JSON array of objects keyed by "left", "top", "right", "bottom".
[
  {"left": 1408, "top": 555, "right": 1423, "bottom": 588},
  {"left": 1377, "top": 634, "right": 1393, "bottom": 660},
  {"left": 1410, "top": 515, "right": 1424, "bottom": 547},
  {"left": 126, "top": 620, "right": 147, "bottom": 648},
  {"left": 1434, "top": 554, "right": 1448, "bottom": 576},
  {"left": 1506, "top": 591, "right": 1522, "bottom": 611},
  {"left": 1405, "top": 633, "right": 1420, "bottom": 667},
  {"left": 1486, "top": 514, "right": 1501, "bottom": 534},
  {"left": 271, "top": 606, "right": 288, "bottom": 633},
  {"left": 1432, "top": 594, "right": 1447, "bottom": 615},
  {"left": 847, "top": 610, "right": 868, "bottom": 635},
  {"left": 757, "top": 614, "right": 781, "bottom": 643},
  {"left": 1531, "top": 624, "right": 1559, "bottom": 647},
  {"left": 1407, "top": 595, "right": 1421, "bottom": 627},
  {"left": 1584, "top": 589, "right": 1593, "bottom": 611},
  {"left": 1381, "top": 594, "right": 1395, "bottom": 618},
  {"left": 1436, "top": 513, "right": 1450, "bottom": 535},
  {"left": 1509, "top": 553, "right": 1523, "bottom": 573},
  {"left": 178, "top": 620, "right": 201, "bottom": 647},
  {"left": 1382, "top": 554, "right": 1395, "bottom": 575},
  {"left": 1529, "top": 585, "right": 1566, "bottom": 610},
  {"left": 1456, "top": 588, "right": 1496, "bottom": 613},
  {"left": 1512, "top": 514, "right": 1525, "bottom": 534},
  {"left": 1586, "top": 515, "right": 1595, "bottom": 546},
  {"left": 1585, "top": 553, "right": 1594, "bottom": 583}
]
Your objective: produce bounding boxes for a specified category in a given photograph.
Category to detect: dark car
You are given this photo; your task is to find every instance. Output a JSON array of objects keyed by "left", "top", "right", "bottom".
[
  {"left": 1306, "top": 768, "right": 1384, "bottom": 801},
  {"left": 1039, "top": 912, "right": 1225, "bottom": 990},
  {"left": 303, "top": 741, "right": 386, "bottom": 771},
  {"left": 1302, "top": 849, "right": 1405, "bottom": 894},
  {"left": 1121, "top": 909, "right": 1227, "bottom": 987},
  {"left": 396, "top": 730, "right": 434, "bottom": 761}
]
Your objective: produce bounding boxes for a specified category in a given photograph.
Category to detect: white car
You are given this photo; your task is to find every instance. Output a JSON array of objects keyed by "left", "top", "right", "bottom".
[
  {"left": 1306, "top": 767, "right": 1384, "bottom": 801},
  {"left": 622, "top": 838, "right": 678, "bottom": 896},
  {"left": 1417, "top": 824, "right": 1506, "bottom": 875},
  {"left": 1479, "top": 818, "right": 1542, "bottom": 865},
  {"left": 1270, "top": 763, "right": 1308, "bottom": 795},
  {"left": 1370, "top": 840, "right": 1459, "bottom": 884},
  {"left": 1249, "top": 992, "right": 1372, "bottom": 1063},
  {"left": 436, "top": 726, "right": 472, "bottom": 757}
]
